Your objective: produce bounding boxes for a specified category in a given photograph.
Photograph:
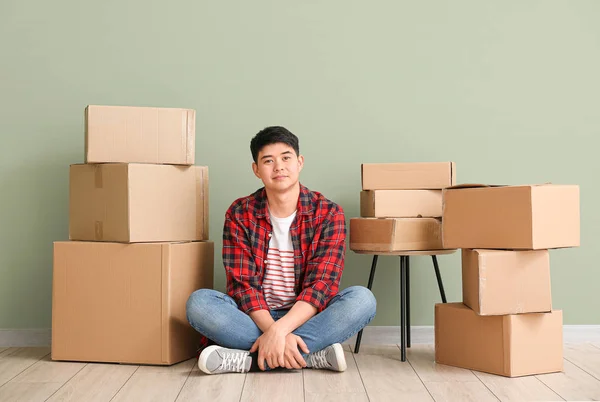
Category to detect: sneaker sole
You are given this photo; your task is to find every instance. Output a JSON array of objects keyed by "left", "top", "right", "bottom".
[
  {"left": 332, "top": 343, "right": 347, "bottom": 372},
  {"left": 198, "top": 344, "right": 222, "bottom": 374}
]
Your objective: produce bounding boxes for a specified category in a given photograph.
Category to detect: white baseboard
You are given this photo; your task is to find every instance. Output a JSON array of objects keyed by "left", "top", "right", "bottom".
[
  {"left": 2, "top": 326, "right": 599, "bottom": 348},
  {"left": 0, "top": 329, "right": 52, "bottom": 347},
  {"left": 342, "top": 325, "right": 600, "bottom": 347}
]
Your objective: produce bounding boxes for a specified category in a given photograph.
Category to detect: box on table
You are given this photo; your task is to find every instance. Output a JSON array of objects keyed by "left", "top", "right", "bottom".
[
  {"left": 435, "top": 303, "right": 563, "bottom": 377},
  {"left": 462, "top": 249, "right": 552, "bottom": 316},
  {"left": 51, "top": 240, "right": 214, "bottom": 365},
  {"left": 360, "top": 190, "right": 442, "bottom": 218},
  {"left": 442, "top": 184, "right": 580, "bottom": 249},
  {"left": 85, "top": 105, "right": 196, "bottom": 165},
  {"left": 361, "top": 162, "right": 455, "bottom": 190},
  {"left": 69, "top": 163, "right": 208, "bottom": 243},
  {"left": 349, "top": 217, "right": 443, "bottom": 252}
]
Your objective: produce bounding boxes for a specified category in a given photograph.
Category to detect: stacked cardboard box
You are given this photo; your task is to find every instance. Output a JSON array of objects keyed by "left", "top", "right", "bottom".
[
  {"left": 349, "top": 162, "right": 456, "bottom": 252},
  {"left": 51, "top": 105, "right": 214, "bottom": 366},
  {"left": 435, "top": 184, "right": 580, "bottom": 377}
]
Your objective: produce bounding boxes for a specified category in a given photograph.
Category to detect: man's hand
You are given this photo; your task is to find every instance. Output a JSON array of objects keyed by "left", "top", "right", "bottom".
[
  {"left": 249, "top": 326, "right": 287, "bottom": 370},
  {"left": 248, "top": 302, "right": 316, "bottom": 370},
  {"left": 284, "top": 334, "right": 309, "bottom": 369}
]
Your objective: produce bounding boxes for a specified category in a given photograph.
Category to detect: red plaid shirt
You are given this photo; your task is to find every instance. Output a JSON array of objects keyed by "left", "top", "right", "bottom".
[
  {"left": 195, "top": 183, "right": 346, "bottom": 354},
  {"left": 224, "top": 183, "right": 346, "bottom": 313}
]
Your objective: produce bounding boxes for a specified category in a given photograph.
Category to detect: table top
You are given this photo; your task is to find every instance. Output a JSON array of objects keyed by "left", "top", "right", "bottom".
[{"left": 351, "top": 249, "right": 457, "bottom": 256}]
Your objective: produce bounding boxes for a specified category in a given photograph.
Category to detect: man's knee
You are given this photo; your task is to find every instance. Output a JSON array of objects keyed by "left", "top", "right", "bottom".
[
  {"left": 186, "top": 289, "right": 220, "bottom": 324},
  {"left": 341, "top": 286, "right": 377, "bottom": 318}
]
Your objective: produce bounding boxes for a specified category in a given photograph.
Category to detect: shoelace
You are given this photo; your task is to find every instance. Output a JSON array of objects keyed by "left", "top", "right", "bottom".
[
  {"left": 308, "top": 349, "right": 330, "bottom": 369},
  {"left": 219, "top": 352, "right": 248, "bottom": 373}
]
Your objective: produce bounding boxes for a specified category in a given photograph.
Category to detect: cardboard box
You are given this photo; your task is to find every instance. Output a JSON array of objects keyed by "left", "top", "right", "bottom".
[
  {"left": 349, "top": 218, "right": 443, "bottom": 252},
  {"left": 462, "top": 249, "right": 552, "bottom": 315},
  {"left": 361, "top": 162, "right": 455, "bottom": 190},
  {"left": 360, "top": 190, "right": 442, "bottom": 218},
  {"left": 69, "top": 163, "right": 208, "bottom": 242},
  {"left": 85, "top": 105, "right": 196, "bottom": 165},
  {"left": 435, "top": 303, "right": 563, "bottom": 377},
  {"left": 442, "top": 184, "right": 580, "bottom": 249},
  {"left": 52, "top": 240, "right": 214, "bottom": 365}
]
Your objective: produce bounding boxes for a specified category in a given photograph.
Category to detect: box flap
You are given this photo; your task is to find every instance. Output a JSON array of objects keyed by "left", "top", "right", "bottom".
[
  {"left": 69, "top": 164, "right": 130, "bottom": 242},
  {"left": 349, "top": 218, "right": 395, "bottom": 251},
  {"left": 446, "top": 183, "right": 493, "bottom": 189},
  {"left": 167, "top": 241, "right": 215, "bottom": 364},
  {"left": 52, "top": 242, "right": 164, "bottom": 364},
  {"left": 507, "top": 311, "right": 564, "bottom": 376},
  {"left": 446, "top": 183, "right": 555, "bottom": 190}
]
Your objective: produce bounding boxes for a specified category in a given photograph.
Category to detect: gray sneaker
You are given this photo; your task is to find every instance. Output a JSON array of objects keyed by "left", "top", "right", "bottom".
[
  {"left": 306, "top": 343, "right": 347, "bottom": 372},
  {"left": 198, "top": 345, "right": 252, "bottom": 374}
]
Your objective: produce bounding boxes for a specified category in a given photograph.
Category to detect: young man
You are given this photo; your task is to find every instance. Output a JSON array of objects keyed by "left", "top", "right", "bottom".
[{"left": 186, "top": 126, "right": 376, "bottom": 374}]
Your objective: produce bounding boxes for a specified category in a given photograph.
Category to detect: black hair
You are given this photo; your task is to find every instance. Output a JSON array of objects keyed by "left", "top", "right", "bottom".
[{"left": 250, "top": 126, "right": 300, "bottom": 163}]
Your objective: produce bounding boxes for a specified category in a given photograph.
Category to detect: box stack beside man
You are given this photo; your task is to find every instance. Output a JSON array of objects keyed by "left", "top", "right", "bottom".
[
  {"left": 349, "top": 162, "right": 456, "bottom": 252},
  {"left": 52, "top": 105, "right": 214, "bottom": 366},
  {"left": 436, "top": 183, "right": 580, "bottom": 377}
]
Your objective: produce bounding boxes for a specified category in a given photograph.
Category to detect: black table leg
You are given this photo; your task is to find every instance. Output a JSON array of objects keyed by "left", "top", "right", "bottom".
[
  {"left": 354, "top": 255, "right": 379, "bottom": 353},
  {"left": 406, "top": 256, "right": 411, "bottom": 348},
  {"left": 400, "top": 256, "right": 407, "bottom": 362},
  {"left": 432, "top": 255, "right": 447, "bottom": 303}
]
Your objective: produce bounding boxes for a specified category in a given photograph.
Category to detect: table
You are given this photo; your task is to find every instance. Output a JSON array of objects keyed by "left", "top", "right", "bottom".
[{"left": 352, "top": 249, "right": 457, "bottom": 361}]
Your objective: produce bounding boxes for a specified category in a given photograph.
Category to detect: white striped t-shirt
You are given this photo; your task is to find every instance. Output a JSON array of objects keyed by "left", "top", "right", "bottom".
[{"left": 263, "top": 209, "right": 297, "bottom": 310}]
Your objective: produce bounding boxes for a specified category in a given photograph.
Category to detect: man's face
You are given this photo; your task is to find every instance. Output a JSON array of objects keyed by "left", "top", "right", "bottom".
[{"left": 252, "top": 143, "right": 304, "bottom": 193}]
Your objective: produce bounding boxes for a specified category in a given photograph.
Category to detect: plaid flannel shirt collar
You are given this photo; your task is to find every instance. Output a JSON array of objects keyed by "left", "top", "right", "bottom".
[{"left": 254, "top": 183, "right": 315, "bottom": 219}]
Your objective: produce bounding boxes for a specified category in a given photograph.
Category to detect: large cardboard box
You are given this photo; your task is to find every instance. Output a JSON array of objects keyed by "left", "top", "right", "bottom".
[
  {"left": 442, "top": 184, "right": 580, "bottom": 249},
  {"left": 349, "top": 218, "right": 443, "bottom": 252},
  {"left": 360, "top": 190, "right": 442, "bottom": 218},
  {"left": 361, "top": 162, "right": 455, "bottom": 190},
  {"left": 52, "top": 241, "right": 214, "bottom": 365},
  {"left": 462, "top": 249, "right": 552, "bottom": 316},
  {"left": 69, "top": 163, "right": 209, "bottom": 242},
  {"left": 85, "top": 105, "right": 196, "bottom": 165},
  {"left": 435, "top": 303, "right": 563, "bottom": 377}
]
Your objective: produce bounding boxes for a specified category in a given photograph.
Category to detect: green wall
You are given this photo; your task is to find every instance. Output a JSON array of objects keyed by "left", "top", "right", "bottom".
[{"left": 1, "top": 1, "right": 598, "bottom": 329}]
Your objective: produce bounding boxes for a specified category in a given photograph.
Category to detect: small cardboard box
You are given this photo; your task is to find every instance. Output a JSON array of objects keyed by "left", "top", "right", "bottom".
[
  {"left": 85, "top": 105, "right": 196, "bottom": 165},
  {"left": 462, "top": 249, "right": 552, "bottom": 316},
  {"left": 51, "top": 240, "right": 214, "bottom": 365},
  {"left": 69, "top": 163, "right": 208, "bottom": 242},
  {"left": 360, "top": 190, "right": 442, "bottom": 218},
  {"left": 435, "top": 303, "right": 563, "bottom": 377},
  {"left": 361, "top": 162, "right": 455, "bottom": 190},
  {"left": 349, "top": 217, "right": 443, "bottom": 252},
  {"left": 442, "top": 184, "right": 580, "bottom": 249}
]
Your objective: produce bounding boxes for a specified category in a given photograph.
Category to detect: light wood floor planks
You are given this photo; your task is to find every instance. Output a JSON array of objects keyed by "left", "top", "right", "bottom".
[{"left": 0, "top": 343, "right": 598, "bottom": 401}]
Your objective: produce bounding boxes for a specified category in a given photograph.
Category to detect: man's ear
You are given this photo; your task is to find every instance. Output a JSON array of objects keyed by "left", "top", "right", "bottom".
[
  {"left": 298, "top": 155, "right": 304, "bottom": 172},
  {"left": 252, "top": 162, "right": 261, "bottom": 179}
]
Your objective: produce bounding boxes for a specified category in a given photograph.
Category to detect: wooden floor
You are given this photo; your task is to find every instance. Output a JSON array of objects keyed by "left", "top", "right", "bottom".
[{"left": 1, "top": 343, "right": 599, "bottom": 401}]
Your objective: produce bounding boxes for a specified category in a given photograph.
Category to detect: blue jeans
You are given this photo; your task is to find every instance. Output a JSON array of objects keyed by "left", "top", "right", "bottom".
[{"left": 186, "top": 286, "right": 376, "bottom": 358}]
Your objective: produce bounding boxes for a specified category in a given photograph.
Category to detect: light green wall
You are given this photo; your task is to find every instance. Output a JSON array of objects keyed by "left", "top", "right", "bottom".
[{"left": 1, "top": 1, "right": 598, "bottom": 329}]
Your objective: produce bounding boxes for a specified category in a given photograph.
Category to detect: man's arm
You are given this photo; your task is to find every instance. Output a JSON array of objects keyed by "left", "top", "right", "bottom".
[
  {"left": 268, "top": 301, "right": 317, "bottom": 335},
  {"left": 249, "top": 310, "right": 275, "bottom": 333},
  {"left": 223, "top": 209, "right": 269, "bottom": 314},
  {"left": 296, "top": 205, "right": 346, "bottom": 314}
]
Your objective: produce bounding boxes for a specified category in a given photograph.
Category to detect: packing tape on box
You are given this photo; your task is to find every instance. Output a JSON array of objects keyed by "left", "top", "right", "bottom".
[
  {"left": 186, "top": 110, "right": 195, "bottom": 163},
  {"left": 94, "top": 166, "right": 103, "bottom": 189},
  {"left": 195, "top": 168, "right": 204, "bottom": 239},
  {"left": 95, "top": 221, "right": 103, "bottom": 240}
]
